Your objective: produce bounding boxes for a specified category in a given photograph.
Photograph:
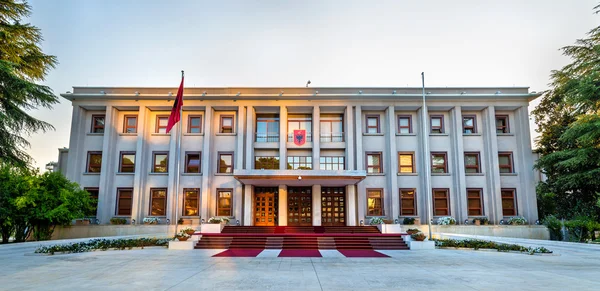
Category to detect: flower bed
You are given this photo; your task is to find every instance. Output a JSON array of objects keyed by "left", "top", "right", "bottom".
[
  {"left": 434, "top": 239, "right": 552, "bottom": 255},
  {"left": 34, "top": 238, "right": 170, "bottom": 255}
]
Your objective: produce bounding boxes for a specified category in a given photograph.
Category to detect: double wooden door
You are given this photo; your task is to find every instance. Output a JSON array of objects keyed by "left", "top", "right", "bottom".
[
  {"left": 254, "top": 187, "right": 278, "bottom": 226},
  {"left": 287, "top": 187, "right": 312, "bottom": 226},
  {"left": 321, "top": 187, "right": 346, "bottom": 226}
]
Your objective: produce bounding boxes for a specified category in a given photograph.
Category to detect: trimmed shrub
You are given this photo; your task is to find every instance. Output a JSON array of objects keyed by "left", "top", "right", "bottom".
[
  {"left": 434, "top": 238, "right": 552, "bottom": 255},
  {"left": 34, "top": 237, "right": 170, "bottom": 255}
]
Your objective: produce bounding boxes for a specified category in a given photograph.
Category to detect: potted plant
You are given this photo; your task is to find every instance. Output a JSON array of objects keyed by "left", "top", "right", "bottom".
[
  {"left": 403, "top": 217, "right": 415, "bottom": 225},
  {"left": 110, "top": 217, "right": 127, "bottom": 225},
  {"left": 182, "top": 227, "right": 196, "bottom": 236},
  {"left": 437, "top": 216, "right": 456, "bottom": 225},
  {"left": 177, "top": 218, "right": 184, "bottom": 225},
  {"left": 175, "top": 229, "right": 191, "bottom": 241},
  {"left": 411, "top": 232, "right": 427, "bottom": 241},
  {"left": 406, "top": 228, "right": 420, "bottom": 235},
  {"left": 369, "top": 217, "right": 385, "bottom": 225},
  {"left": 507, "top": 216, "right": 527, "bottom": 225},
  {"left": 143, "top": 217, "right": 159, "bottom": 225},
  {"left": 207, "top": 217, "right": 230, "bottom": 224},
  {"left": 472, "top": 217, "right": 489, "bottom": 226}
]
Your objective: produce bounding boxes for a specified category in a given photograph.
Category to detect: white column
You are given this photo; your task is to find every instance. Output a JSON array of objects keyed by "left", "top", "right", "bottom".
[
  {"left": 201, "top": 106, "right": 213, "bottom": 220},
  {"left": 236, "top": 106, "right": 245, "bottom": 170},
  {"left": 416, "top": 107, "right": 427, "bottom": 224},
  {"left": 166, "top": 107, "right": 181, "bottom": 225},
  {"left": 245, "top": 106, "right": 254, "bottom": 169},
  {"left": 244, "top": 184, "right": 253, "bottom": 226},
  {"left": 354, "top": 106, "right": 366, "bottom": 223},
  {"left": 312, "top": 184, "right": 322, "bottom": 226},
  {"left": 98, "top": 106, "right": 116, "bottom": 224},
  {"left": 451, "top": 106, "right": 467, "bottom": 223},
  {"left": 313, "top": 106, "right": 320, "bottom": 169},
  {"left": 515, "top": 106, "right": 538, "bottom": 222},
  {"left": 386, "top": 106, "right": 399, "bottom": 219},
  {"left": 346, "top": 185, "right": 357, "bottom": 226},
  {"left": 345, "top": 105, "right": 355, "bottom": 170},
  {"left": 131, "top": 106, "right": 148, "bottom": 224},
  {"left": 279, "top": 106, "right": 288, "bottom": 169},
  {"left": 483, "top": 106, "right": 502, "bottom": 224},
  {"left": 278, "top": 184, "right": 287, "bottom": 226},
  {"left": 66, "top": 105, "right": 86, "bottom": 184}
]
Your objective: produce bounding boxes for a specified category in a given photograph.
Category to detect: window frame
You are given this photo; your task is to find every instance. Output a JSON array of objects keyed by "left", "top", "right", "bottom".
[
  {"left": 286, "top": 156, "right": 313, "bottom": 170},
  {"left": 432, "top": 188, "right": 450, "bottom": 216},
  {"left": 464, "top": 152, "right": 481, "bottom": 174},
  {"left": 501, "top": 188, "right": 517, "bottom": 216},
  {"left": 399, "top": 188, "right": 417, "bottom": 216},
  {"left": 254, "top": 156, "right": 280, "bottom": 170},
  {"left": 365, "top": 114, "right": 381, "bottom": 134},
  {"left": 220, "top": 115, "right": 234, "bottom": 133},
  {"left": 431, "top": 152, "right": 448, "bottom": 173},
  {"left": 398, "top": 152, "right": 415, "bottom": 173},
  {"left": 91, "top": 114, "right": 105, "bottom": 133},
  {"left": 319, "top": 114, "right": 344, "bottom": 142},
  {"left": 255, "top": 114, "right": 280, "bottom": 142},
  {"left": 467, "top": 188, "right": 484, "bottom": 216},
  {"left": 498, "top": 152, "right": 514, "bottom": 173},
  {"left": 287, "top": 114, "right": 313, "bottom": 142},
  {"left": 152, "top": 151, "right": 169, "bottom": 173},
  {"left": 182, "top": 188, "right": 200, "bottom": 217},
  {"left": 366, "top": 152, "right": 383, "bottom": 174},
  {"left": 119, "top": 151, "right": 136, "bottom": 173},
  {"left": 367, "top": 188, "right": 384, "bottom": 216},
  {"left": 496, "top": 115, "right": 510, "bottom": 134},
  {"left": 187, "top": 115, "right": 203, "bottom": 134},
  {"left": 115, "top": 188, "right": 133, "bottom": 216},
  {"left": 86, "top": 151, "right": 102, "bottom": 173},
  {"left": 149, "top": 188, "right": 167, "bottom": 217},
  {"left": 430, "top": 115, "right": 444, "bottom": 134},
  {"left": 184, "top": 151, "right": 201, "bottom": 173},
  {"left": 319, "top": 156, "right": 345, "bottom": 171},
  {"left": 216, "top": 188, "right": 233, "bottom": 217},
  {"left": 155, "top": 115, "right": 169, "bottom": 133},
  {"left": 462, "top": 115, "right": 477, "bottom": 134},
  {"left": 397, "top": 115, "right": 412, "bottom": 134},
  {"left": 123, "top": 115, "right": 138, "bottom": 133},
  {"left": 217, "top": 152, "right": 234, "bottom": 174}
]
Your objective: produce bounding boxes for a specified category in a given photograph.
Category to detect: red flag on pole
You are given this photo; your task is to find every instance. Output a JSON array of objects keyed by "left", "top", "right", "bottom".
[{"left": 166, "top": 74, "right": 184, "bottom": 133}]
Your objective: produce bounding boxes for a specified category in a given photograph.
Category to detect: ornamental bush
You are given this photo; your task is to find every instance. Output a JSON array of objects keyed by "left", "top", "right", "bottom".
[
  {"left": 543, "top": 215, "right": 563, "bottom": 241},
  {"left": 434, "top": 239, "right": 552, "bottom": 255},
  {"left": 507, "top": 216, "right": 527, "bottom": 225},
  {"left": 402, "top": 217, "right": 415, "bottom": 225},
  {"left": 34, "top": 237, "right": 170, "bottom": 255},
  {"left": 369, "top": 217, "right": 385, "bottom": 225},
  {"left": 207, "top": 217, "right": 230, "bottom": 224},
  {"left": 437, "top": 217, "right": 456, "bottom": 225}
]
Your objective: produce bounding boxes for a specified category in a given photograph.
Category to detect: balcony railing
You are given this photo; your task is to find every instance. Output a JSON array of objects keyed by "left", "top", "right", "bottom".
[
  {"left": 320, "top": 132, "right": 344, "bottom": 143},
  {"left": 287, "top": 132, "right": 313, "bottom": 143},
  {"left": 255, "top": 132, "right": 279, "bottom": 142}
]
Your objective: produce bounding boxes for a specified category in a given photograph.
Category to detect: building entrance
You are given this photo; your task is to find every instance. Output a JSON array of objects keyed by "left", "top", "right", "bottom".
[
  {"left": 254, "top": 187, "right": 278, "bottom": 226},
  {"left": 287, "top": 187, "right": 312, "bottom": 226},
  {"left": 321, "top": 187, "right": 346, "bottom": 226}
]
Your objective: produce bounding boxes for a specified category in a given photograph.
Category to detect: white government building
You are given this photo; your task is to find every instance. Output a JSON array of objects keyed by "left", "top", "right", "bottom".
[{"left": 57, "top": 86, "right": 541, "bottom": 227}]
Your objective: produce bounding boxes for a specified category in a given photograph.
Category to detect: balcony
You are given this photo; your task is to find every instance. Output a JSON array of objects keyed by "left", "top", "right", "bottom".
[
  {"left": 255, "top": 132, "right": 279, "bottom": 143},
  {"left": 320, "top": 132, "right": 344, "bottom": 143}
]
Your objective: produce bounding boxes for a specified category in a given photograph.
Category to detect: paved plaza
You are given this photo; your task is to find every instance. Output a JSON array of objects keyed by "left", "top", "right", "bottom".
[{"left": 1, "top": 236, "right": 600, "bottom": 291}]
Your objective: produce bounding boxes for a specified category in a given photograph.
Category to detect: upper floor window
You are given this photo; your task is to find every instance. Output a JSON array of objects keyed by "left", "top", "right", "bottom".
[
  {"left": 156, "top": 116, "right": 169, "bottom": 133},
  {"left": 501, "top": 189, "right": 517, "bottom": 216},
  {"left": 433, "top": 188, "right": 450, "bottom": 216},
  {"left": 464, "top": 152, "right": 481, "bottom": 173},
  {"left": 185, "top": 152, "right": 201, "bottom": 173},
  {"left": 498, "top": 152, "right": 514, "bottom": 173},
  {"left": 319, "top": 156, "right": 345, "bottom": 170},
  {"left": 462, "top": 115, "right": 476, "bottom": 134},
  {"left": 218, "top": 152, "right": 233, "bottom": 173},
  {"left": 366, "top": 115, "right": 380, "bottom": 133},
  {"left": 91, "top": 115, "right": 105, "bottom": 133},
  {"left": 256, "top": 115, "right": 279, "bottom": 142},
  {"left": 398, "top": 153, "right": 415, "bottom": 173},
  {"left": 183, "top": 188, "right": 200, "bottom": 216},
  {"left": 119, "top": 151, "right": 136, "bottom": 173},
  {"left": 467, "top": 189, "right": 484, "bottom": 216},
  {"left": 217, "top": 189, "right": 233, "bottom": 216},
  {"left": 152, "top": 152, "right": 168, "bottom": 173},
  {"left": 124, "top": 115, "right": 137, "bottom": 133},
  {"left": 87, "top": 151, "right": 102, "bottom": 173},
  {"left": 287, "top": 114, "right": 312, "bottom": 142},
  {"left": 116, "top": 188, "right": 133, "bottom": 216},
  {"left": 320, "top": 114, "right": 343, "bottom": 142},
  {"left": 367, "top": 189, "right": 383, "bottom": 216},
  {"left": 255, "top": 156, "right": 280, "bottom": 170},
  {"left": 431, "top": 152, "right": 448, "bottom": 173},
  {"left": 149, "top": 188, "right": 167, "bottom": 216},
  {"left": 220, "top": 115, "right": 234, "bottom": 133},
  {"left": 287, "top": 156, "right": 312, "bottom": 170},
  {"left": 188, "top": 115, "right": 202, "bottom": 133},
  {"left": 496, "top": 115, "right": 509, "bottom": 133},
  {"left": 398, "top": 115, "right": 412, "bottom": 134},
  {"left": 430, "top": 115, "right": 444, "bottom": 134},
  {"left": 366, "top": 152, "right": 382, "bottom": 174},
  {"left": 400, "top": 189, "right": 417, "bottom": 216}
]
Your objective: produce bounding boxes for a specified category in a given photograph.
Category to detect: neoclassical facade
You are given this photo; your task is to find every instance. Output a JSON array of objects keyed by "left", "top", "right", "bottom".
[{"left": 58, "top": 86, "right": 540, "bottom": 226}]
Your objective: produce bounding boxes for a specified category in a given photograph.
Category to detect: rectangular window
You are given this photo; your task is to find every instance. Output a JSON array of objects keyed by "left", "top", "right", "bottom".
[
  {"left": 467, "top": 189, "right": 483, "bottom": 216},
  {"left": 91, "top": 115, "right": 105, "bottom": 133},
  {"left": 256, "top": 115, "right": 280, "bottom": 142},
  {"left": 183, "top": 188, "right": 200, "bottom": 216},
  {"left": 217, "top": 189, "right": 232, "bottom": 216},
  {"left": 462, "top": 115, "right": 476, "bottom": 134},
  {"left": 320, "top": 114, "right": 344, "bottom": 142},
  {"left": 84, "top": 187, "right": 99, "bottom": 217},
  {"left": 218, "top": 152, "right": 233, "bottom": 173},
  {"left": 366, "top": 115, "right": 380, "bottom": 133},
  {"left": 398, "top": 115, "right": 412, "bottom": 134},
  {"left": 501, "top": 189, "right": 517, "bottom": 216},
  {"left": 220, "top": 115, "right": 234, "bottom": 133},
  {"left": 156, "top": 115, "right": 169, "bottom": 133},
  {"left": 398, "top": 153, "right": 415, "bottom": 173},
  {"left": 431, "top": 152, "right": 448, "bottom": 173},
  {"left": 123, "top": 115, "right": 137, "bottom": 133},
  {"left": 286, "top": 156, "right": 312, "bottom": 170},
  {"left": 255, "top": 156, "right": 280, "bottom": 169},
  {"left": 430, "top": 115, "right": 444, "bottom": 134},
  {"left": 498, "top": 152, "right": 514, "bottom": 173},
  {"left": 366, "top": 152, "right": 382, "bottom": 174},
  {"left": 400, "top": 189, "right": 417, "bottom": 216},
  {"left": 185, "top": 152, "right": 201, "bottom": 173},
  {"left": 116, "top": 188, "right": 133, "bottom": 216},
  {"left": 287, "top": 114, "right": 312, "bottom": 142},
  {"left": 188, "top": 115, "right": 202, "bottom": 133},
  {"left": 464, "top": 152, "right": 481, "bottom": 173},
  {"left": 496, "top": 115, "right": 509, "bottom": 133},
  {"left": 87, "top": 151, "right": 102, "bottom": 173},
  {"left": 152, "top": 152, "right": 168, "bottom": 173},
  {"left": 149, "top": 188, "right": 167, "bottom": 216},
  {"left": 367, "top": 189, "right": 383, "bottom": 216},
  {"left": 319, "top": 156, "right": 345, "bottom": 170},
  {"left": 433, "top": 189, "right": 450, "bottom": 216},
  {"left": 119, "top": 151, "right": 136, "bottom": 173}
]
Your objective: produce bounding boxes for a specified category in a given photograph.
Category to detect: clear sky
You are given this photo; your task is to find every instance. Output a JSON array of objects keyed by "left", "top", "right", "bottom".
[{"left": 25, "top": 0, "right": 599, "bottom": 170}]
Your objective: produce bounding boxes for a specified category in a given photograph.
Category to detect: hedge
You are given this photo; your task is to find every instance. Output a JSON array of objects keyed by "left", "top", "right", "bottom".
[
  {"left": 434, "top": 239, "right": 553, "bottom": 255},
  {"left": 34, "top": 237, "right": 170, "bottom": 255}
]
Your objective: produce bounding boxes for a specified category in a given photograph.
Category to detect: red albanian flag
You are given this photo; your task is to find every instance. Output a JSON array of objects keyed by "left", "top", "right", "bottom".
[
  {"left": 293, "top": 129, "right": 306, "bottom": 146},
  {"left": 166, "top": 75, "right": 184, "bottom": 133}
]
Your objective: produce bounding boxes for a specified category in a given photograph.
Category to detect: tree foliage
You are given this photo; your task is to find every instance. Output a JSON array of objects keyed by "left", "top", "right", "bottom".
[
  {"left": 533, "top": 5, "right": 600, "bottom": 221},
  {"left": 0, "top": 0, "right": 58, "bottom": 168}
]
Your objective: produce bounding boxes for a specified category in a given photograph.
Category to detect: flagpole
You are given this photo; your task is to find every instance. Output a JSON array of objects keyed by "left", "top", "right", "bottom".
[
  {"left": 421, "top": 72, "right": 433, "bottom": 240},
  {"left": 174, "top": 70, "right": 184, "bottom": 237}
]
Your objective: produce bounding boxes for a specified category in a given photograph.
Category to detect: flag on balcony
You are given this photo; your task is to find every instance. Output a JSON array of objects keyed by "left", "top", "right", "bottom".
[
  {"left": 166, "top": 73, "right": 184, "bottom": 133},
  {"left": 293, "top": 129, "right": 306, "bottom": 146}
]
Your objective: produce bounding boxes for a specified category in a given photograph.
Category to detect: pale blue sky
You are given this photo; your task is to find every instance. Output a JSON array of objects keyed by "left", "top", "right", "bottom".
[{"left": 26, "top": 0, "right": 598, "bottom": 170}]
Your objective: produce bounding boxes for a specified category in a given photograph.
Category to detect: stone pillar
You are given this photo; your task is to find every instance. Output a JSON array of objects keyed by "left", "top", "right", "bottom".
[
  {"left": 312, "top": 106, "right": 320, "bottom": 169},
  {"left": 66, "top": 105, "right": 86, "bottom": 184},
  {"left": 515, "top": 106, "right": 538, "bottom": 222},
  {"left": 416, "top": 107, "right": 428, "bottom": 224},
  {"left": 482, "top": 106, "right": 502, "bottom": 224},
  {"left": 345, "top": 105, "right": 355, "bottom": 170},
  {"left": 279, "top": 106, "right": 288, "bottom": 170},
  {"left": 386, "top": 106, "right": 399, "bottom": 219},
  {"left": 245, "top": 106, "right": 255, "bottom": 169},
  {"left": 166, "top": 107, "right": 181, "bottom": 225},
  {"left": 355, "top": 106, "right": 366, "bottom": 223},
  {"left": 98, "top": 106, "right": 116, "bottom": 224},
  {"left": 233, "top": 106, "right": 245, "bottom": 222},
  {"left": 278, "top": 184, "right": 288, "bottom": 226},
  {"left": 131, "top": 106, "right": 148, "bottom": 224},
  {"left": 244, "top": 184, "right": 253, "bottom": 226},
  {"left": 312, "top": 184, "right": 322, "bottom": 226},
  {"left": 233, "top": 182, "right": 243, "bottom": 223},
  {"left": 201, "top": 106, "right": 213, "bottom": 219},
  {"left": 346, "top": 184, "right": 357, "bottom": 226},
  {"left": 450, "top": 106, "right": 467, "bottom": 223}
]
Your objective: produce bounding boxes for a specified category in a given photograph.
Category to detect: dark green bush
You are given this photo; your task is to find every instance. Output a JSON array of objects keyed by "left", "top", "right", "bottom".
[
  {"left": 564, "top": 216, "right": 600, "bottom": 242},
  {"left": 402, "top": 218, "right": 415, "bottom": 225},
  {"left": 434, "top": 239, "right": 553, "bottom": 255},
  {"left": 543, "top": 215, "right": 563, "bottom": 241},
  {"left": 34, "top": 237, "right": 170, "bottom": 255},
  {"left": 110, "top": 218, "right": 127, "bottom": 225}
]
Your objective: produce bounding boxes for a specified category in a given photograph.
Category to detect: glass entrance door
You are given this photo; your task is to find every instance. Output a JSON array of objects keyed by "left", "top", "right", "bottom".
[
  {"left": 287, "top": 187, "right": 312, "bottom": 226},
  {"left": 321, "top": 187, "right": 346, "bottom": 226},
  {"left": 254, "top": 187, "right": 278, "bottom": 226}
]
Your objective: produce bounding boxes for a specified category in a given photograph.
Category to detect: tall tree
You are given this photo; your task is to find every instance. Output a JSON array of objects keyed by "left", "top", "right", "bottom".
[
  {"left": 533, "top": 5, "right": 600, "bottom": 220},
  {"left": 0, "top": 0, "right": 58, "bottom": 168}
]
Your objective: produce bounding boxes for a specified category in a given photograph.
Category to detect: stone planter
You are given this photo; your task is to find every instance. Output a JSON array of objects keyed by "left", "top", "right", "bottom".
[
  {"left": 201, "top": 223, "right": 226, "bottom": 233},
  {"left": 408, "top": 240, "right": 435, "bottom": 250},
  {"left": 176, "top": 236, "right": 189, "bottom": 241}
]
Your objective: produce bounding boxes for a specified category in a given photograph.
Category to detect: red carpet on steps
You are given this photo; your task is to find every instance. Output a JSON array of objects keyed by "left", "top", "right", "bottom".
[
  {"left": 278, "top": 249, "right": 322, "bottom": 257},
  {"left": 213, "top": 249, "right": 263, "bottom": 257},
  {"left": 338, "top": 250, "right": 390, "bottom": 258}
]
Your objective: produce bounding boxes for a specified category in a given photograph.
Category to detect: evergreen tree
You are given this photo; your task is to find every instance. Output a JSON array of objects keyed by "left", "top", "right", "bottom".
[{"left": 0, "top": 0, "right": 58, "bottom": 168}]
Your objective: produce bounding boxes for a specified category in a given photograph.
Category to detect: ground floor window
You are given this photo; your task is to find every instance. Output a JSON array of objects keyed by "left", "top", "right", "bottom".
[
  {"left": 287, "top": 156, "right": 312, "bottom": 170},
  {"left": 150, "top": 188, "right": 167, "bottom": 216},
  {"left": 367, "top": 189, "right": 383, "bottom": 216},
  {"left": 467, "top": 189, "right": 483, "bottom": 216},
  {"left": 433, "top": 188, "right": 450, "bottom": 216},
  {"left": 400, "top": 189, "right": 416, "bottom": 216},
  {"left": 501, "top": 189, "right": 517, "bottom": 216},
  {"left": 116, "top": 188, "right": 133, "bottom": 216},
  {"left": 183, "top": 188, "right": 199, "bottom": 216},
  {"left": 217, "top": 189, "right": 232, "bottom": 216},
  {"left": 84, "top": 187, "right": 99, "bottom": 217}
]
